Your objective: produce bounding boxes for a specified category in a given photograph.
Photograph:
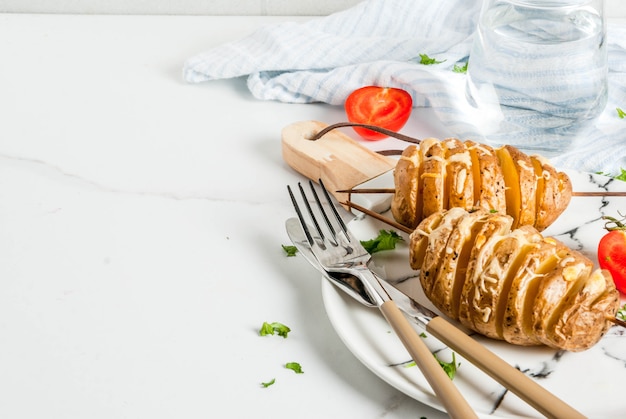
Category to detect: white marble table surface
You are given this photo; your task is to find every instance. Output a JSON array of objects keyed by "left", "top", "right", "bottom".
[
  {"left": 0, "top": 13, "right": 459, "bottom": 419},
  {"left": 3, "top": 12, "right": 626, "bottom": 419}
]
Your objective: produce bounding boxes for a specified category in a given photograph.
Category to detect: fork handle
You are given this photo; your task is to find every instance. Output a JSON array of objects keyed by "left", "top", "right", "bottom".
[
  {"left": 425, "top": 316, "right": 587, "bottom": 419},
  {"left": 380, "top": 301, "right": 478, "bottom": 419}
]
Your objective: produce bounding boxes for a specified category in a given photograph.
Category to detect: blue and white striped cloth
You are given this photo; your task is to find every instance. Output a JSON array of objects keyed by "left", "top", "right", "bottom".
[{"left": 183, "top": 0, "right": 626, "bottom": 174}]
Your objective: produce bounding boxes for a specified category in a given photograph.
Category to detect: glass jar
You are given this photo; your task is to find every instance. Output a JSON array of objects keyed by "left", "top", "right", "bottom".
[{"left": 465, "top": 0, "right": 607, "bottom": 155}]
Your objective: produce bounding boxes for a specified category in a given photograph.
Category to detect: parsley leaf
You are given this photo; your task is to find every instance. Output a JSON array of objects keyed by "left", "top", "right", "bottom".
[
  {"left": 617, "top": 304, "right": 626, "bottom": 321},
  {"left": 361, "top": 229, "right": 404, "bottom": 254},
  {"left": 405, "top": 333, "right": 460, "bottom": 379},
  {"left": 618, "top": 107, "right": 626, "bottom": 119},
  {"left": 419, "top": 53, "right": 446, "bottom": 65},
  {"left": 596, "top": 168, "right": 626, "bottom": 181},
  {"left": 259, "top": 321, "right": 291, "bottom": 338},
  {"left": 453, "top": 62, "right": 468, "bottom": 73},
  {"left": 405, "top": 352, "right": 460, "bottom": 379},
  {"left": 282, "top": 244, "right": 298, "bottom": 257},
  {"left": 435, "top": 352, "right": 460, "bottom": 380},
  {"left": 615, "top": 169, "right": 626, "bottom": 181},
  {"left": 261, "top": 378, "right": 276, "bottom": 388},
  {"left": 285, "top": 362, "right": 303, "bottom": 374},
  {"left": 259, "top": 322, "right": 274, "bottom": 336}
]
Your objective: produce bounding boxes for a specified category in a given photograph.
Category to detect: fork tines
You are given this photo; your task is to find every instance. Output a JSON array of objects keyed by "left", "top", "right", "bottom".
[{"left": 287, "top": 179, "right": 349, "bottom": 248}]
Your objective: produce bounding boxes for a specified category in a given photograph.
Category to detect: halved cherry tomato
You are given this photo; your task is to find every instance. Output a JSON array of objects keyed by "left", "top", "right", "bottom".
[
  {"left": 344, "top": 86, "right": 413, "bottom": 141},
  {"left": 598, "top": 230, "right": 626, "bottom": 294}
]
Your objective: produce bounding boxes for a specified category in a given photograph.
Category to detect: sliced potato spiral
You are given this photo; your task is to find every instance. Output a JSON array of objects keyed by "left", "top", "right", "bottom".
[
  {"left": 409, "top": 208, "right": 620, "bottom": 352},
  {"left": 391, "top": 139, "right": 572, "bottom": 231}
]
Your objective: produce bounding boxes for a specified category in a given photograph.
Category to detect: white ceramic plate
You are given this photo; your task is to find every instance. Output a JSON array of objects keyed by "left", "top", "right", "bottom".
[{"left": 322, "top": 170, "right": 626, "bottom": 418}]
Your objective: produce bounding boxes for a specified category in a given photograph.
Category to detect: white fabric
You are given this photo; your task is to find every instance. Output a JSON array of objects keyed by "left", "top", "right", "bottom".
[{"left": 183, "top": 0, "right": 626, "bottom": 174}]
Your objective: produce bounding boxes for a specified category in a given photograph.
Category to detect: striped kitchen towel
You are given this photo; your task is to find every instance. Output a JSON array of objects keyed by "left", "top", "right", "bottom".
[{"left": 183, "top": 0, "right": 626, "bottom": 175}]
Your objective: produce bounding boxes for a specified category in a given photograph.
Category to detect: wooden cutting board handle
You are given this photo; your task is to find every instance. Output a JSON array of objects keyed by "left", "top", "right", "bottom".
[{"left": 281, "top": 120, "right": 397, "bottom": 204}]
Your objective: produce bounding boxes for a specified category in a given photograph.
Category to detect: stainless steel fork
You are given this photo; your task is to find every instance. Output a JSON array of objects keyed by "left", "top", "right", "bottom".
[{"left": 288, "top": 179, "right": 478, "bottom": 419}]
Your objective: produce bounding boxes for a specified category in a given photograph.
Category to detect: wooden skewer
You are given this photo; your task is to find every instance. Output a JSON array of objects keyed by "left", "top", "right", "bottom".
[
  {"left": 308, "top": 121, "right": 420, "bottom": 144},
  {"left": 607, "top": 315, "right": 626, "bottom": 328},
  {"left": 342, "top": 200, "right": 413, "bottom": 234},
  {"left": 338, "top": 188, "right": 396, "bottom": 194},
  {"left": 338, "top": 188, "right": 626, "bottom": 197},
  {"left": 572, "top": 191, "right": 626, "bottom": 197}
]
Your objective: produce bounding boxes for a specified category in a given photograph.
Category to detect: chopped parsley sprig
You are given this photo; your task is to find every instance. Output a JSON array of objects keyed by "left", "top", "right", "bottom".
[
  {"left": 419, "top": 53, "right": 446, "bottom": 65},
  {"left": 285, "top": 362, "right": 304, "bottom": 374},
  {"left": 453, "top": 62, "right": 468, "bottom": 73},
  {"left": 261, "top": 378, "right": 276, "bottom": 388},
  {"left": 259, "top": 321, "right": 291, "bottom": 338},
  {"left": 617, "top": 304, "right": 626, "bottom": 322},
  {"left": 361, "top": 229, "right": 404, "bottom": 254},
  {"left": 282, "top": 244, "right": 298, "bottom": 257},
  {"left": 405, "top": 352, "right": 460, "bottom": 380},
  {"left": 596, "top": 168, "right": 626, "bottom": 181},
  {"left": 436, "top": 353, "right": 460, "bottom": 380}
]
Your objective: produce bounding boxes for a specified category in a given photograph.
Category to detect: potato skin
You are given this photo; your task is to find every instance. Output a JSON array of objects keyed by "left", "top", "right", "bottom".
[
  {"left": 501, "top": 236, "right": 557, "bottom": 346},
  {"left": 457, "top": 213, "right": 512, "bottom": 333},
  {"left": 538, "top": 268, "right": 619, "bottom": 352},
  {"left": 392, "top": 139, "right": 571, "bottom": 231},
  {"left": 531, "top": 155, "right": 573, "bottom": 231},
  {"left": 391, "top": 145, "right": 422, "bottom": 229},
  {"left": 417, "top": 207, "right": 467, "bottom": 298},
  {"left": 503, "top": 146, "right": 537, "bottom": 228},
  {"left": 409, "top": 208, "right": 620, "bottom": 352},
  {"left": 429, "top": 209, "right": 489, "bottom": 319},
  {"left": 465, "top": 140, "right": 506, "bottom": 214},
  {"left": 444, "top": 138, "right": 474, "bottom": 211},
  {"left": 421, "top": 140, "right": 447, "bottom": 219}
]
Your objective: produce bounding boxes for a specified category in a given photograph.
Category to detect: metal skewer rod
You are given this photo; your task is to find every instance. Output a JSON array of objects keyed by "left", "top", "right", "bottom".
[{"left": 338, "top": 188, "right": 626, "bottom": 197}]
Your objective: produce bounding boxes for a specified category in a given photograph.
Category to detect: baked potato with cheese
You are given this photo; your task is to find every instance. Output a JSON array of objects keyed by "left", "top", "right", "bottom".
[
  {"left": 391, "top": 139, "right": 572, "bottom": 231},
  {"left": 409, "top": 208, "right": 620, "bottom": 352}
]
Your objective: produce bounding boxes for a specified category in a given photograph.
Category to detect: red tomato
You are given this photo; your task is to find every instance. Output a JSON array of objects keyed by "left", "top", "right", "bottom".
[
  {"left": 344, "top": 86, "right": 413, "bottom": 141},
  {"left": 598, "top": 230, "right": 626, "bottom": 294}
]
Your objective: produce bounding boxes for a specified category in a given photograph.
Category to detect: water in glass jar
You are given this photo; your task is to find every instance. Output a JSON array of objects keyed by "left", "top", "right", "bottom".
[{"left": 465, "top": 1, "right": 607, "bottom": 154}]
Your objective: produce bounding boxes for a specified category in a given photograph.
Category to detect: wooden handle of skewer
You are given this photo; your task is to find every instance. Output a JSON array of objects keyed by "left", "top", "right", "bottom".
[{"left": 281, "top": 121, "right": 396, "bottom": 205}]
